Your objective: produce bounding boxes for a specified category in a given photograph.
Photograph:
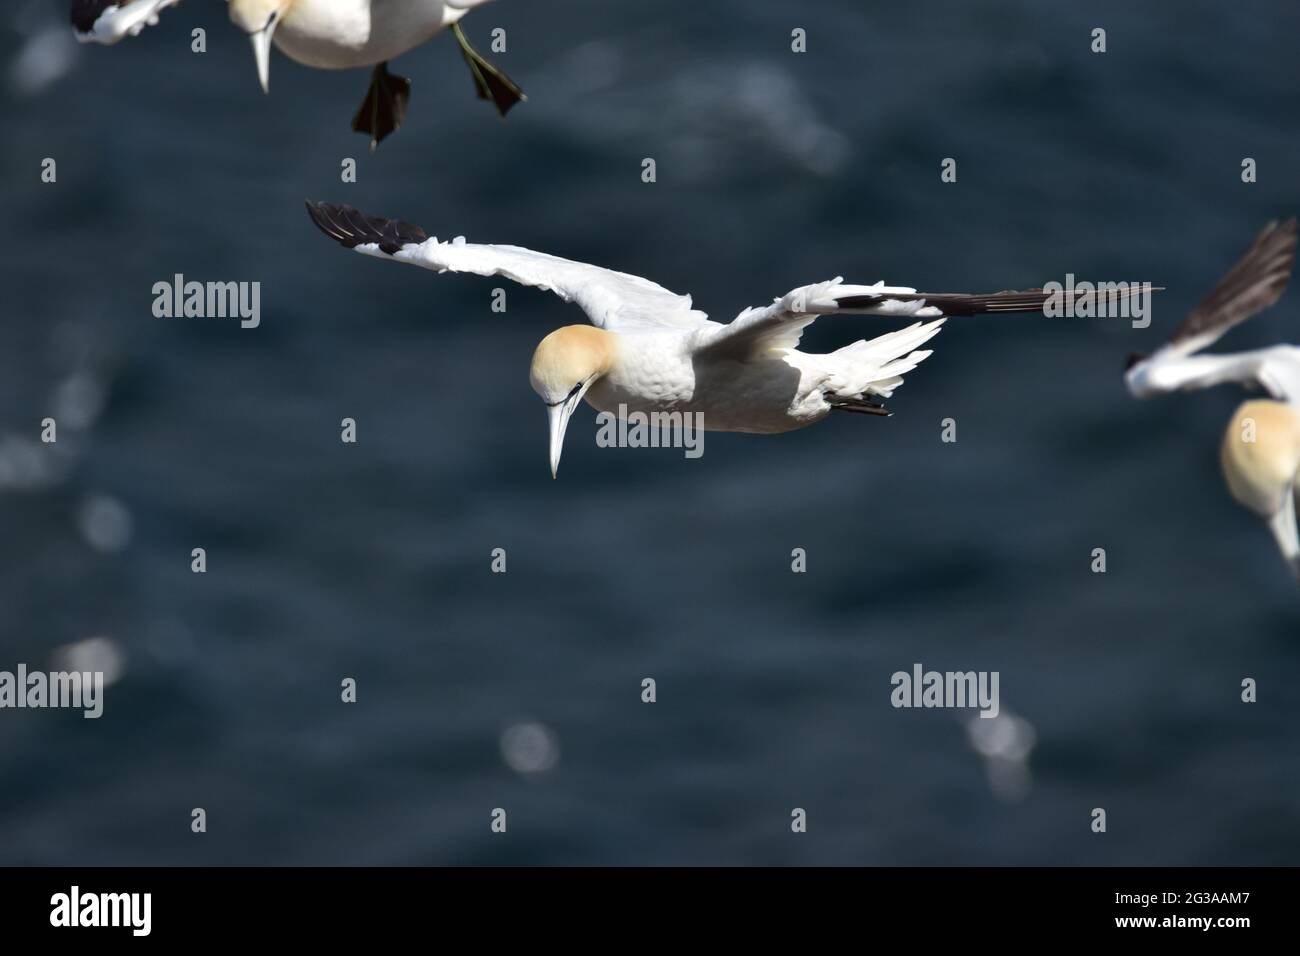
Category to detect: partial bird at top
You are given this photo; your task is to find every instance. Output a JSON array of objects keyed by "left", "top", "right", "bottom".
[
  {"left": 71, "top": 0, "right": 181, "bottom": 43},
  {"left": 306, "top": 201, "right": 1149, "bottom": 478},
  {"left": 72, "top": 1, "right": 524, "bottom": 148},
  {"left": 1126, "top": 218, "right": 1300, "bottom": 581},
  {"left": 228, "top": 0, "right": 523, "bottom": 147}
]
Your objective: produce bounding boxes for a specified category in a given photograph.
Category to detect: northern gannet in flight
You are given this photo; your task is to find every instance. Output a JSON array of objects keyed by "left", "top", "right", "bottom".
[
  {"left": 71, "top": 0, "right": 181, "bottom": 44},
  {"left": 1126, "top": 218, "right": 1300, "bottom": 580},
  {"left": 307, "top": 201, "right": 1146, "bottom": 478},
  {"left": 228, "top": 0, "right": 523, "bottom": 147}
]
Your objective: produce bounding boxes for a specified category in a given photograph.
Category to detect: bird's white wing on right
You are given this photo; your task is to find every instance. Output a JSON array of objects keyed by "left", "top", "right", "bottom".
[
  {"left": 1127, "top": 219, "right": 1298, "bottom": 400},
  {"left": 1130, "top": 347, "right": 1300, "bottom": 404},
  {"left": 1254, "top": 350, "right": 1300, "bottom": 403},
  {"left": 307, "top": 201, "right": 710, "bottom": 333},
  {"left": 71, "top": 0, "right": 181, "bottom": 44}
]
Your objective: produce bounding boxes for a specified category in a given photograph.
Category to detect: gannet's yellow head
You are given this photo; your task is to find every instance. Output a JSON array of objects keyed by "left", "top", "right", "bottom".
[
  {"left": 228, "top": 0, "right": 294, "bottom": 92},
  {"left": 529, "top": 325, "right": 616, "bottom": 478},
  {"left": 1221, "top": 399, "right": 1300, "bottom": 581}
]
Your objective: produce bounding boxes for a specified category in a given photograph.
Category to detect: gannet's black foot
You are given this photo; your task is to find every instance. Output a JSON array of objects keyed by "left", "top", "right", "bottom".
[
  {"left": 351, "top": 61, "right": 412, "bottom": 150},
  {"left": 451, "top": 22, "right": 525, "bottom": 117}
]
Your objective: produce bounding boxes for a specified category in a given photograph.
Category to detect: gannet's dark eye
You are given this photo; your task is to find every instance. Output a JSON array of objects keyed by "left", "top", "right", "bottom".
[
  {"left": 547, "top": 382, "right": 585, "bottom": 407},
  {"left": 1124, "top": 352, "right": 1146, "bottom": 373}
]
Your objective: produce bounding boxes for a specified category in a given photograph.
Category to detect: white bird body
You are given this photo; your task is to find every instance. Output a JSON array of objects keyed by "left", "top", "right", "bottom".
[
  {"left": 1125, "top": 218, "right": 1300, "bottom": 581},
  {"left": 225, "top": 0, "right": 519, "bottom": 144},
  {"left": 270, "top": 0, "right": 475, "bottom": 71},
  {"left": 306, "top": 201, "right": 1082, "bottom": 474},
  {"left": 583, "top": 319, "right": 947, "bottom": 434},
  {"left": 591, "top": 344, "right": 812, "bottom": 435}
]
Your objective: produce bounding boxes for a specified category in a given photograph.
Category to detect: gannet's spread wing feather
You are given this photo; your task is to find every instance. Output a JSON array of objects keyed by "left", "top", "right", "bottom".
[
  {"left": 307, "top": 201, "right": 710, "bottom": 333},
  {"left": 697, "top": 280, "right": 942, "bottom": 355},
  {"left": 1128, "top": 346, "right": 1300, "bottom": 403},
  {"left": 698, "top": 280, "right": 1067, "bottom": 356},
  {"left": 1166, "top": 218, "right": 1298, "bottom": 356},
  {"left": 307, "top": 201, "right": 431, "bottom": 255},
  {"left": 72, "top": 0, "right": 181, "bottom": 44},
  {"left": 836, "top": 288, "right": 1066, "bottom": 316},
  {"left": 1126, "top": 219, "right": 1300, "bottom": 402}
]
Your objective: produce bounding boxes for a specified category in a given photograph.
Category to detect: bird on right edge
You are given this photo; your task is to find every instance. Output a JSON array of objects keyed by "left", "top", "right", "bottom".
[{"left": 1125, "top": 218, "right": 1300, "bottom": 581}]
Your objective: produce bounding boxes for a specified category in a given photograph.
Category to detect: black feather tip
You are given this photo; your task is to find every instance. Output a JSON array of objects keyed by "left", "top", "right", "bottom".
[{"left": 305, "top": 200, "right": 428, "bottom": 256}]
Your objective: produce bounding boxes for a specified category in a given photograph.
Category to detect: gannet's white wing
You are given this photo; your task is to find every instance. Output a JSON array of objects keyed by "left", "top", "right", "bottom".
[
  {"left": 1128, "top": 348, "right": 1300, "bottom": 404},
  {"left": 72, "top": 0, "right": 181, "bottom": 44},
  {"left": 1127, "top": 219, "right": 1298, "bottom": 400},
  {"left": 307, "top": 202, "right": 711, "bottom": 333},
  {"left": 695, "top": 278, "right": 1066, "bottom": 356}
]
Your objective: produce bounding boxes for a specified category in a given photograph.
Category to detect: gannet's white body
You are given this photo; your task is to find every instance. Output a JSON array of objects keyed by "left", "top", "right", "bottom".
[
  {"left": 232, "top": 0, "right": 488, "bottom": 73},
  {"left": 228, "top": 0, "right": 520, "bottom": 144},
  {"left": 71, "top": 0, "right": 486, "bottom": 57},
  {"left": 307, "top": 202, "right": 1091, "bottom": 476},
  {"left": 578, "top": 317, "right": 944, "bottom": 436},
  {"left": 1126, "top": 218, "right": 1300, "bottom": 580}
]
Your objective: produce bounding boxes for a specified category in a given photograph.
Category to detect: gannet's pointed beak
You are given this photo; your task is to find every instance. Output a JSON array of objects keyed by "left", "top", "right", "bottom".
[
  {"left": 547, "top": 398, "right": 575, "bottom": 479},
  {"left": 547, "top": 386, "right": 592, "bottom": 479},
  {"left": 251, "top": 21, "right": 277, "bottom": 93},
  {"left": 1265, "top": 499, "right": 1300, "bottom": 583}
]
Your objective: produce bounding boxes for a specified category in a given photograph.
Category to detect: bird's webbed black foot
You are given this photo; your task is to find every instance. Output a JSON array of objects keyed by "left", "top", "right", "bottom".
[
  {"left": 351, "top": 61, "right": 412, "bottom": 149},
  {"left": 451, "top": 22, "right": 525, "bottom": 117}
]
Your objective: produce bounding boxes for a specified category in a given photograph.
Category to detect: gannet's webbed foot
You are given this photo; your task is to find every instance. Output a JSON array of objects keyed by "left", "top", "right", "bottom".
[
  {"left": 351, "top": 61, "right": 412, "bottom": 150},
  {"left": 451, "top": 22, "right": 525, "bottom": 117}
]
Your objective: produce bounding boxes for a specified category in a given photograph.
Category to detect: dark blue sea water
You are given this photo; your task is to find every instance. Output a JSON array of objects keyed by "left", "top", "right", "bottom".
[{"left": 1, "top": 0, "right": 1299, "bottom": 865}]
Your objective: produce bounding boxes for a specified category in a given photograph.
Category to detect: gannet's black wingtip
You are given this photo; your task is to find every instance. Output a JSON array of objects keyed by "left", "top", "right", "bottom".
[
  {"left": 305, "top": 200, "right": 428, "bottom": 255},
  {"left": 1170, "top": 217, "right": 1299, "bottom": 348},
  {"left": 837, "top": 285, "right": 1165, "bottom": 317},
  {"left": 305, "top": 200, "right": 352, "bottom": 247}
]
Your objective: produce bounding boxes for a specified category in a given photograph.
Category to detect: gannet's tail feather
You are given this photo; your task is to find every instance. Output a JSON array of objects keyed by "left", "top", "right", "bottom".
[{"left": 826, "top": 318, "right": 946, "bottom": 402}]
